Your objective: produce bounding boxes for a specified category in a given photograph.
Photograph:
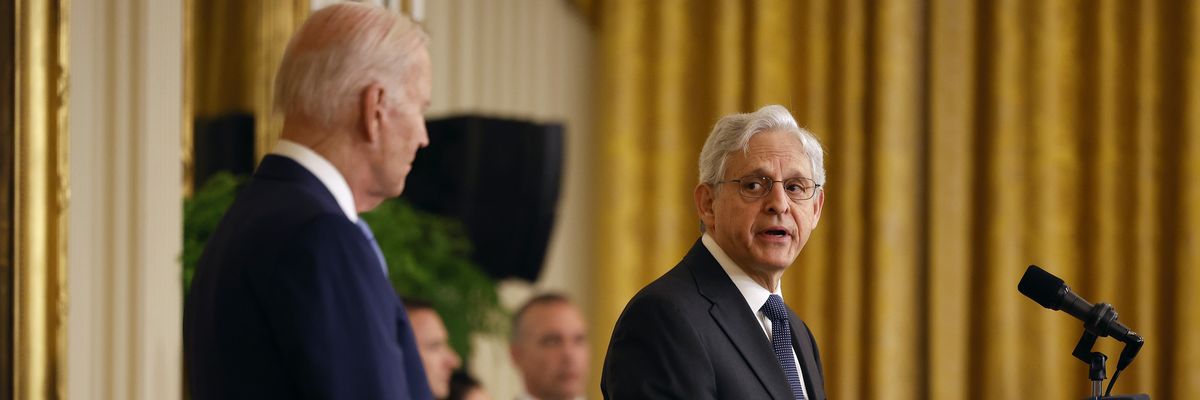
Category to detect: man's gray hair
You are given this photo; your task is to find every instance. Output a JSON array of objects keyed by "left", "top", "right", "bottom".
[
  {"left": 698, "top": 105, "right": 826, "bottom": 186},
  {"left": 274, "top": 3, "right": 428, "bottom": 128}
]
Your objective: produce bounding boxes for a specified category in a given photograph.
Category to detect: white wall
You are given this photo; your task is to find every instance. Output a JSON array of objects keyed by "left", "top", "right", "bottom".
[
  {"left": 421, "top": 1, "right": 595, "bottom": 399},
  {"left": 68, "top": 0, "right": 183, "bottom": 398}
]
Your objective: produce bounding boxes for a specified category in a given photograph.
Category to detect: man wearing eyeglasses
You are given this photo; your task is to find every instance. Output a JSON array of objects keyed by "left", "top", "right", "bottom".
[{"left": 602, "top": 105, "right": 827, "bottom": 400}]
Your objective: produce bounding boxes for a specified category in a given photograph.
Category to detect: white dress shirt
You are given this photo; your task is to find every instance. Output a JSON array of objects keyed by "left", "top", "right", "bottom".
[
  {"left": 702, "top": 233, "right": 809, "bottom": 396},
  {"left": 271, "top": 139, "right": 359, "bottom": 222}
]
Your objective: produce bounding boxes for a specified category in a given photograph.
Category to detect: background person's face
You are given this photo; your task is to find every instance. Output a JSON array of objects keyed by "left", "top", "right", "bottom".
[
  {"left": 701, "top": 130, "right": 823, "bottom": 282},
  {"left": 511, "top": 303, "right": 588, "bottom": 400},
  {"left": 409, "top": 308, "right": 461, "bottom": 398},
  {"left": 373, "top": 45, "right": 432, "bottom": 198}
]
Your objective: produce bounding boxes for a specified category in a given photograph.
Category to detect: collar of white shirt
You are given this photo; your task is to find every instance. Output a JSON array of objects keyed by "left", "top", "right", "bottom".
[
  {"left": 271, "top": 139, "right": 359, "bottom": 222},
  {"left": 702, "top": 233, "right": 783, "bottom": 315}
]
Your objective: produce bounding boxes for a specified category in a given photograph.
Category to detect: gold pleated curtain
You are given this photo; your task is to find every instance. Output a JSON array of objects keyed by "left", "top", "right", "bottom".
[
  {"left": 586, "top": 1, "right": 1200, "bottom": 399},
  {"left": 188, "top": 0, "right": 309, "bottom": 178}
]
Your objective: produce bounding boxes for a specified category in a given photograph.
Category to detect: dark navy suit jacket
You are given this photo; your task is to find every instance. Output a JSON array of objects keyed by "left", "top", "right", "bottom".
[
  {"left": 184, "top": 155, "right": 433, "bottom": 400},
  {"left": 601, "top": 239, "right": 827, "bottom": 400}
]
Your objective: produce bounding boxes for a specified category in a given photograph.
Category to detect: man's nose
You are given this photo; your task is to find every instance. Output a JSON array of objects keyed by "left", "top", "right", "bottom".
[
  {"left": 564, "top": 344, "right": 588, "bottom": 362},
  {"left": 764, "top": 182, "right": 791, "bottom": 214},
  {"left": 418, "top": 124, "right": 430, "bottom": 148}
]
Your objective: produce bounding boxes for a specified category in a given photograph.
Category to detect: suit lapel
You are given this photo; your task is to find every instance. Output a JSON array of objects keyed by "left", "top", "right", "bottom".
[
  {"left": 684, "top": 241, "right": 794, "bottom": 400},
  {"left": 789, "top": 312, "right": 825, "bottom": 400}
]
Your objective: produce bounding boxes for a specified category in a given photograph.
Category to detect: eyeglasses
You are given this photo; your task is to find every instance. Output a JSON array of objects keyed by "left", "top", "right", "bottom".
[{"left": 716, "top": 176, "right": 822, "bottom": 201}]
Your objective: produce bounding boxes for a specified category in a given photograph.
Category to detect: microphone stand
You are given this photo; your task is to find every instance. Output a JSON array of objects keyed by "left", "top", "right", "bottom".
[
  {"left": 1072, "top": 303, "right": 1150, "bottom": 400},
  {"left": 1072, "top": 329, "right": 1108, "bottom": 399}
]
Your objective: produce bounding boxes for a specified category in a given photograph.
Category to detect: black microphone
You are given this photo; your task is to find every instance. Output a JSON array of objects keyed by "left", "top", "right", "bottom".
[{"left": 1017, "top": 265, "right": 1141, "bottom": 344}]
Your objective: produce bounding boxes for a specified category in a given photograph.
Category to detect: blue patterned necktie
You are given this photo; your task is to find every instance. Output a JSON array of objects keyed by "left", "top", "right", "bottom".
[
  {"left": 761, "top": 294, "right": 806, "bottom": 400},
  {"left": 354, "top": 218, "right": 389, "bottom": 278}
]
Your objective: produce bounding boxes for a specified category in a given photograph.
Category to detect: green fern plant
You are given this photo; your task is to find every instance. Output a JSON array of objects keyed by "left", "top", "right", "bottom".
[{"left": 183, "top": 171, "right": 504, "bottom": 358}]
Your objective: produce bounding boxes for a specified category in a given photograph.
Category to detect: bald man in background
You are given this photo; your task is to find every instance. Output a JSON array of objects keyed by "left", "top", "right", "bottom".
[
  {"left": 184, "top": 3, "right": 435, "bottom": 399},
  {"left": 510, "top": 294, "right": 589, "bottom": 400}
]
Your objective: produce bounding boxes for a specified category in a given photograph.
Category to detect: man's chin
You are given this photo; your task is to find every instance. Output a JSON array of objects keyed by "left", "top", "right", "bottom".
[
  {"left": 545, "top": 388, "right": 582, "bottom": 400},
  {"left": 750, "top": 255, "right": 797, "bottom": 272},
  {"left": 549, "top": 378, "right": 584, "bottom": 398},
  {"left": 386, "top": 182, "right": 406, "bottom": 198}
]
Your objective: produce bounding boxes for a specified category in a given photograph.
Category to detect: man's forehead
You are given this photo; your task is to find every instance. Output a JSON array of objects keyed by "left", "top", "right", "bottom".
[
  {"left": 521, "top": 304, "right": 584, "bottom": 331},
  {"left": 726, "top": 150, "right": 812, "bottom": 177},
  {"left": 404, "top": 46, "right": 433, "bottom": 97},
  {"left": 409, "top": 309, "right": 444, "bottom": 328},
  {"left": 525, "top": 302, "right": 580, "bottom": 321}
]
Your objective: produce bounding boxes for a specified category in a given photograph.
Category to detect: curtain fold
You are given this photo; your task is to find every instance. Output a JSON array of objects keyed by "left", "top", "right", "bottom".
[
  {"left": 587, "top": 1, "right": 1200, "bottom": 398},
  {"left": 189, "top": 0, "right": 308, "bottom": 164}
]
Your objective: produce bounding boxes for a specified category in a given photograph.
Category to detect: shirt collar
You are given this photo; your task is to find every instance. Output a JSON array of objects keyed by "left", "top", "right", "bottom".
[
  {"left": 271, "top": 139, "right": 359, "bottom": 222},
  {"left": 701, "top": 233, "right": 783, "bottom": 315}
]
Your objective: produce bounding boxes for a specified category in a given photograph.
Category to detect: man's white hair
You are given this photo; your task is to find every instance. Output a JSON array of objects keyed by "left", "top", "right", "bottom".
[
  {"left": 273, "top": 3, "right": 428, "bottom": 128},
  {"left": 698, "top": 105, "right": 826, "bottom": 186}
]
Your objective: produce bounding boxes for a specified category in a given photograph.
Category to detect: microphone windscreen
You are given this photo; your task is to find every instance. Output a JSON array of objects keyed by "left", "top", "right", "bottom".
[{"left": 1018, "top": 265, "right": 1065, "bottom": 310}]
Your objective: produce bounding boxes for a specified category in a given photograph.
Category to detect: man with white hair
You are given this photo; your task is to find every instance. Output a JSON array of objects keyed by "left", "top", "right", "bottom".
[
  {"left": 184, "top": 3, "right": 434, "bottom": 399},
  {"left": 602, "top": 105, "right": 828, "bottom": 399}
]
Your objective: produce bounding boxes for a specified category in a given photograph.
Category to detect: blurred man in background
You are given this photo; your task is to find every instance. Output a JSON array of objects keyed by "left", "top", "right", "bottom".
[
  {"left": 510, "top": 293, "right": 589, "bottom": 400},
  {"left": 405, "top": 299, "right": 465, "bottom": 399}
]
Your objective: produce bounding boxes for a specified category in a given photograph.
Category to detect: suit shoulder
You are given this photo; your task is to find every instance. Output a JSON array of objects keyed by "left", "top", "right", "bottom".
[
  {"left": 626, "top": 264, "right": 701, "bottom": 308},
  {"left": 613, "top": 264, "right": 710, "bottom": 331},
  {"left": 215, "top": 177, "right": 349, "bottom": 243},
  {"left": 193, "top": 185, "right": 362, "bottom": 287}
]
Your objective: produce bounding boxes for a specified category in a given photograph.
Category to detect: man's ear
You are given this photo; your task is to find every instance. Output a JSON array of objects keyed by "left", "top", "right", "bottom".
[
  {"left": 695, "top": 184, "right": 717, "bottom": 231},
  {"left": 810, "top": 188, "right": 825, "bottom": 227},
  {"left": 360, "top": 82, "right": 387, "bottom": 144}
]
